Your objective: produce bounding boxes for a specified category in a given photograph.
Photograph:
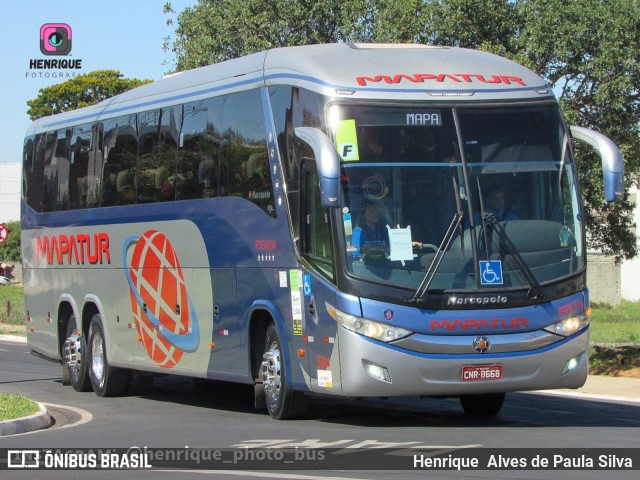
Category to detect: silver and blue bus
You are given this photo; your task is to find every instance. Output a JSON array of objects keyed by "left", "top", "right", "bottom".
[{"left": 21, "top": 44, "right": 624, "bottom": 419}]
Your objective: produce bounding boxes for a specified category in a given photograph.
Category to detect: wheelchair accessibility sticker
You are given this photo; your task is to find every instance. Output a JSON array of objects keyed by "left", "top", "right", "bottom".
[
  {"left": 303, "top": 273, "right": 312, "bottom": 297},
  {"left": 480, "top": 260, "right": 503, "bottom": 286}
]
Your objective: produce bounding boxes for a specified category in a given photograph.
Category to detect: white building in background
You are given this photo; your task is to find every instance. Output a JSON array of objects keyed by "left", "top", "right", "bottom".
[
  {"left": 0, "top": 163, "right": 21, "bottom": 222},
  {"left": 621, "top": 185, "right": 640, "bottom": 301}
]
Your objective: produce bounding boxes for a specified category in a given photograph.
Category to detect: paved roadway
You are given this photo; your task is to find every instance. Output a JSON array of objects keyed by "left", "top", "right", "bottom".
[{"left": 0, "top": 338, "right": 639, "bottom": 480}]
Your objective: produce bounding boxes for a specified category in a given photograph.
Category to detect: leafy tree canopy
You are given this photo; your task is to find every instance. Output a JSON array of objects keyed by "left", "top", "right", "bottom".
[
  {"left": 0, "top": 221, "right": 21, "bottom": 264},
  {"left": 168, "top": 0, "right": 637, "bottom": 259},
  {"left": 26, "top": 70, "right": 152, "bottom": 121}
]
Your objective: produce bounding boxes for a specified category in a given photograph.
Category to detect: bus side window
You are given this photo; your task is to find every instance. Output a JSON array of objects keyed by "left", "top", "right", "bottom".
[
  {"left": 69, "top": 124, "right": 92, "bottom": 209},
  {"left": 101, "top": 115, "right": 138, "bottom": 207},
  {"left": 137, "top": 108, "right": 179, "bottom": 203},
  {"left": 301, "top": 159, "right": 335, "bottom": 281},
  {"left": 221, "top": 90, "right": 275, "bottom": 217},
  {"left": 23, "top": 135, "right": 43, "bottom": 213},
  {"left": 42, "top": 131, "right": 59, "bottom": 212},
  {"left": 177, "top": 99, "right": 222, "bottom": 200}
]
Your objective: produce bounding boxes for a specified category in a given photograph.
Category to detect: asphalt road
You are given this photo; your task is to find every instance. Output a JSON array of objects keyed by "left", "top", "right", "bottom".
[{"left": 1, "top": 338, "right": 639, "bottom": 480}]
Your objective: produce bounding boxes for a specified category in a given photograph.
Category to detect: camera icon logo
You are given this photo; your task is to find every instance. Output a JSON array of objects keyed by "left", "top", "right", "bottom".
[{"left": 40, "top": 23, "right": 72, "bottom": 55}]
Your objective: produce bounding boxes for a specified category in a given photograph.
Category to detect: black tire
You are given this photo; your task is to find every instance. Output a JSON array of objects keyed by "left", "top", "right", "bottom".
[
  {"left": 460, "top": 392, "right": 506, "bottom": 416},
  {"left": 261, "top": 325, "right": 308, "bottom": 420},
  {"left": 87, "top": 314, "right": 130, "bottom": 397},
  {"left": 62, "top": 315, "right": 91, "bottom": 392}
]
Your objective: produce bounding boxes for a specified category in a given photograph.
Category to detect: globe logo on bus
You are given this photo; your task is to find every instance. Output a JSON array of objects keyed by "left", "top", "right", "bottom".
[{"left": 123, "top": 230, "right": 200, "bottom": 368}]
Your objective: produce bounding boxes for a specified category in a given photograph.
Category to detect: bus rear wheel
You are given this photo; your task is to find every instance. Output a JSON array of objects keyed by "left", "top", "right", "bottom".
[
  {"left": 459, "top": 392, "right": 506, "bottom": 416},
  {"left": 87, "top": 314, "right": 130, "bottom": 397},
  {"left": 261, "top": 325, "right": 307, "bottom": 420},
  {"left": 63, "top": 315, "right": 91, "bottom": 392}
]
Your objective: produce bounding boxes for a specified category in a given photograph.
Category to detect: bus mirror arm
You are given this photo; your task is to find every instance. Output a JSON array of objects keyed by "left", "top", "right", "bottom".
[
  {"left": 570, "top": 126, "right": 624, "bottom": 203},
  {"left": 294, "top": 127, "right": 341, "bottom": 208}
]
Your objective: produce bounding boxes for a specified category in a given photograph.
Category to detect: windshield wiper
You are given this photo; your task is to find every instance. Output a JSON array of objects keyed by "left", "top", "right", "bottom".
[
  {"left": 490, "top": 222, "right": 546, "bottom": 300},
  {"left": 408, "top": 177, "right": 464, "bottom": 304},
  {"left": 475, "top": 181, "right": 545, "bottom": 299}
]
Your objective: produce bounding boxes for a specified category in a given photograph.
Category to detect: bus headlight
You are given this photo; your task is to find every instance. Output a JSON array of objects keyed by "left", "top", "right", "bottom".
[
  {"left": 544, "top": 310, "right": 590, "bottom": 337},
  {"left": 333, "top": 308, "right": 412, "bottom": 342}
]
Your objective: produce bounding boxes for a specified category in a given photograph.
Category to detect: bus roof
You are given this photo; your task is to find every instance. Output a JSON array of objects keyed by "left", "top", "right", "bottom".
[{"left": 28, "top": 43, "right": 553, "bottom": 135}]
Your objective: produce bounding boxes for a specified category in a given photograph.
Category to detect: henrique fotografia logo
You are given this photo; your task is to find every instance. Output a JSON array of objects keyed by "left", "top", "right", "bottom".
[
  {"left": 27, "top": 23, "right": 83, "bottom": 79},
  {"left": 40, "top": 23, "right": 72, "bottom": 55}
]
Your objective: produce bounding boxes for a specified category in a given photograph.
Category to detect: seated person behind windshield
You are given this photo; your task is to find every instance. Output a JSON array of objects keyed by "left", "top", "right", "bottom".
[
  {"left": 352, "top": 201, "right": 427, "bottom": 256},
  {"left": 352, "top": 201, "right": 389, "bottom": 255},
  {"left": 475, "top": 186, "right": 518, "bottom": 223}
]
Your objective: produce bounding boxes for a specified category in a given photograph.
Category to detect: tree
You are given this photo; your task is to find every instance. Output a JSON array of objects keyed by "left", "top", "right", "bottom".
[
  {"left": 0, "top": 221, "right": 21, "bottom": 265},
  {"left": 26, "top": 70, "right": 152, "bottom": 121},
  {"left": 163, "top": 0, "right": 377, "bottom": 70},
  {"left": 164, "top": 0, "right": 640, "bottom": 259},
  {"left": 512, "top": 0, "right": 640, "bottom": 260}
]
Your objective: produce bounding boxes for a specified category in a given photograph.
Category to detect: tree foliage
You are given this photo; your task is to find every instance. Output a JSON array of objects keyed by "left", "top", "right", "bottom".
[
  {"left": 166, "top": 0, "right": 636, "bottom": 259},
  {"left": 0, "top": 221, "right": 21, "bottom": 264},
  {"left": 26, "top": 70, "right": 152, "bottom": 121}
]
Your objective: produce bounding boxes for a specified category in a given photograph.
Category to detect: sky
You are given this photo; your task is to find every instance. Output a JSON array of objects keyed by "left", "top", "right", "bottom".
[{"left": 1, "top": 0, "right": 195, "bottom": 165}]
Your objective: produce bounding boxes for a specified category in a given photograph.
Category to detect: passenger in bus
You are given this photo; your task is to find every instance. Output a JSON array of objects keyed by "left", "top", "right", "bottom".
[
  {"left": 198, "top": 159, "right": 215, "bottom": 197},
  {"left": 243, "top": 151, "right": 270, "bottom": 196},
  {"left": 362, "top": 136, "right": 385, "bottom": 162},
  {"left": 352, "top": 201, "right": 389, "bottom": 255},
  {"left": 156, "top": 166, "right": 174, "bottom": 201},
  {"left": 116, "top": 170, "right": 136, "bottom": 204},
  {"left": 475, "top": 185, "right": 518, "bottom": 223}
]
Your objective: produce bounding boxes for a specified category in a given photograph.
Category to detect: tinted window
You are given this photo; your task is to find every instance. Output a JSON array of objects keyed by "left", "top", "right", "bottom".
[
  {"left": 177, "top": 98, "right": 223, "bottom": 200},
  {"left": 101, "top": 115, "right": 138, "bottom": 206},
  {"left": 221, "top": 90, "right": 273, "bottom": 216},
  {"left": 269, "top": 86, "right": 327, "bottom": 242},
  {"left": 69, "top": 124, "right": 92, "bottom": 209},
  {"left": 42, "top": 131, "right": 56, "bottom": 212},
  {"left": 137, "top": 108, "right": 179, "bottom": 203},
  {"left": 22, "top": 135, "right": 42, "bottom": 212},
  {"left": 301, "top": 160, "right": 334, "bottom": 280}
]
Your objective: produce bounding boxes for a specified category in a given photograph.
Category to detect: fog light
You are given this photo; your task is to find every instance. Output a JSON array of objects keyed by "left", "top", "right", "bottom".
[
  {"left": 562, "top": 354, "right": 582, "bottom": 375},
  {"left": 363, "top": 360, "right": 392, "bottom": 383}
]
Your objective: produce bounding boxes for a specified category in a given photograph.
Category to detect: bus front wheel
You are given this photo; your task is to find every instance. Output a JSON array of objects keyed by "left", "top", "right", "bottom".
[
  {"left": 459, "top": 392, "right": 506, "bottom": 416},
  {"left": 261, "top": 325, "right": 307, "bottom": 420},
  {"left": 87, "top": 314, "right": 130, "bottom": 397}
]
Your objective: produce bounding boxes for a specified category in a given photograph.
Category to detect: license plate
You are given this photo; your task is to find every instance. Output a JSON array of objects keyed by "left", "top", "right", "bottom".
[{"left": 461, "top": 364, "right": 502, "bottom": 381}]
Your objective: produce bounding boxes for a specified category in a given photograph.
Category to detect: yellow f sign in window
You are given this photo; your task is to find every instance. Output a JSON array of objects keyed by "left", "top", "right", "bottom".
[{"left": 335, "top": 119, "right": 359, "bottom": 162}]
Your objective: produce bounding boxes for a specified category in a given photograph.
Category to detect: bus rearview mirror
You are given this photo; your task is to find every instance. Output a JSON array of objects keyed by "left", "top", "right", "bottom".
[
  {"left": 294, "top": 127, "right": 341, "bottom": 207},
  {"left": 570, "top": 126, "right": 624, "bottom": 202}
]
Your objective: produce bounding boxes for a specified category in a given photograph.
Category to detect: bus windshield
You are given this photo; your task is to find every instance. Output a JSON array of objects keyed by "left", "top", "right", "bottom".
[{"left": 334, "top": 104, "right": 583, "bottom": 293}]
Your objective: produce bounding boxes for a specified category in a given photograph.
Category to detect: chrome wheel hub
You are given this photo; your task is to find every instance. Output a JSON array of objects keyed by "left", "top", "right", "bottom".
[
  {"left": 91, "top": 331, "right": 105, "bottom": 388},
  {"left": 63, "top": 331, "right": 82, "bottom": 372},
  {"left": 261, "top": 342, "right": 282, "bottom": 403}
]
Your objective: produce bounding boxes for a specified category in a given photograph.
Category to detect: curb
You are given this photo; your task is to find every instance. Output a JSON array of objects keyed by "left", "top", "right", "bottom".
[
  {"left": 0, "top": 334, "right": 27, "bottom": 343},
  {"left": 0, "top": 401, "right": 53, "bottom": 436}
]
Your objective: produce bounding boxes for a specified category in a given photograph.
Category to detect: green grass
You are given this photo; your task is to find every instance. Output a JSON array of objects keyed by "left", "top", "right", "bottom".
[
  {"left": 0, "top": 393, "right": 40, "bottom": 421},
  {"left": 590, "top": 301, "right": 640, "bottom": 345},
  {"left": 0, "top": 285, "right": 24, "bottom": 325}
]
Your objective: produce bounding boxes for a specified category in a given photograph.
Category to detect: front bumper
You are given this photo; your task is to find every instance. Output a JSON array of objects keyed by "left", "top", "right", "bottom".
[{"left": 337, "top": 326, "right": 588, "bottom": 397}]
